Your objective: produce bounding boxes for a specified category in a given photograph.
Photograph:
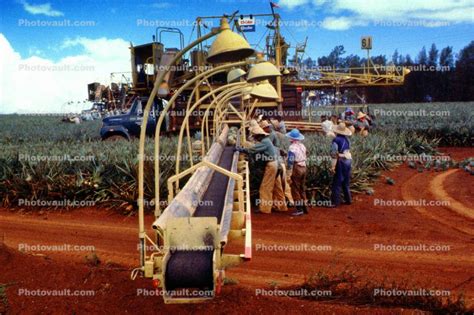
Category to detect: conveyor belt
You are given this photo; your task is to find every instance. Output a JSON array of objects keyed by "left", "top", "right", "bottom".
[
  {"left": 193, "top": 146, "right": 235, "bottom": 222},
  {"left": 165, "top": 145, "right": 235, "bottom": 291},
  {"left": 165, "top": 250, "right": 214, "bottom": 290}
]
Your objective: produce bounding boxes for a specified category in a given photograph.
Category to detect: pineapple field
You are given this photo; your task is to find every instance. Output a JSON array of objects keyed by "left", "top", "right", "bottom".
[
  {"left": 0, "top": 102, "right": 472, "bottom": 211},
  {"left": 1, "top": 102, "right": 473, "bottom": 314}
]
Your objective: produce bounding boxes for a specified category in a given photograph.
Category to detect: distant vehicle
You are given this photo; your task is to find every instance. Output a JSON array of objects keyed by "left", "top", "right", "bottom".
[
  {"left": 81, "top": 102, "right": 106, "bottom": 121},
  {"left": 100, "top": 96, "right": 168, "bottom": 141}
]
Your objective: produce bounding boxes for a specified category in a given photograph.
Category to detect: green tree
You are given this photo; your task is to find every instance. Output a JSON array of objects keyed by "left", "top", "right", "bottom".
[
  {"left": 318, "top": 45, "right": 345, "bottom": 68},
  {"left": 455, "top": 41, "right": 474, "bottom": 101},
  {"left": 392, "top": 49, "right": 400, "bottom": 65},
  {"left": 439, "top": 46, "right": 454, "bottom": 68},
  {"left": 417, "top": 46, "right": 428, "bottom": 65},
  {"left": 428, "top": 43, "right": 439, "bottom": 67}
]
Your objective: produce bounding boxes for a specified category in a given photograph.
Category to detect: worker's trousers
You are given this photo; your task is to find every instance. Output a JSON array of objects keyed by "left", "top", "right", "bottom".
[
  {"left": 291, "top": 164, "right": 307, "bottom": 207},
  {"left": 258, "top": 161, "right": 278, "bottom": 213},
  {"left": 272, "top": 166, "right": 288, "bottom": 212},
  {"left": 281, "top": 163, "right": 294, "bottom": 204},
  {"left": 331, "top": 158, "right": 352, "bottom": 206}
]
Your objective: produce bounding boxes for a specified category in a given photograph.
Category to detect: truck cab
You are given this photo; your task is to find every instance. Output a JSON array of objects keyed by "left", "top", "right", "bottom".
[{"left": 100, "top": 96, "right": 167, "bottom": 141}]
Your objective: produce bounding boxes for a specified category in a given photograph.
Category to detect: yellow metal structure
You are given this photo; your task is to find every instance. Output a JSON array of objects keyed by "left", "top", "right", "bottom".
[
  {"left": 206, "top": 17, "right": 254, "bottom": 64},
  {"left": 133, "top": 15, "right": 282, "bottom": 303},
  {"left": 132, "top": 10, "right": 411, "bottom": 303},
  {"left": 247, "top": 61, "right": 281, "bottom": 83}
]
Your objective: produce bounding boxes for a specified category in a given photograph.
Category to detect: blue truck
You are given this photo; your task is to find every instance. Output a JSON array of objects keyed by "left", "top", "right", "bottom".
[{"left": 100, "top": 96, "right": 167, "bottom": 141}]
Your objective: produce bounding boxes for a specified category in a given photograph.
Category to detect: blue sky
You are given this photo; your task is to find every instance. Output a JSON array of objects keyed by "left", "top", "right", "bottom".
[
  {"left": 0, "top": 0, "right": 473, "bottom": 113},
  {"left": 1, "top": 0, "right": 473, "bottom": 61}
]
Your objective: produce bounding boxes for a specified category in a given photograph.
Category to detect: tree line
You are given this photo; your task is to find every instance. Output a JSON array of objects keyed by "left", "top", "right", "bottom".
[{"left": 299, "top": 41, "right": 474, "bottom": 103}]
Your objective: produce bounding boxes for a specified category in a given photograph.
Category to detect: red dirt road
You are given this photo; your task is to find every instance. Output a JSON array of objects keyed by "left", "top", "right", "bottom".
[{"left": 1, "top": 147, "right": 473, "bottom": 314}]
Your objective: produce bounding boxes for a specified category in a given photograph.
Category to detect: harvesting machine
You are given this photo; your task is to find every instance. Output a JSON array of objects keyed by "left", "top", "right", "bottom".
[{"left": 128, "top": 8, "right": 410, "bottom": 303}]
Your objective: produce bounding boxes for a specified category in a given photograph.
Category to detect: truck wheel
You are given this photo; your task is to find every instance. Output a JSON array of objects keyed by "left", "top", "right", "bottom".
[{"left": 105, "top": 135, "right": 127, "bottom": 141}]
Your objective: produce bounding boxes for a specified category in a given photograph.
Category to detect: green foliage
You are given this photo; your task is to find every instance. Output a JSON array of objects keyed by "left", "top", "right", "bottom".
[
  {"left": 0, "top": 136, "right": 182, "bottom": 211},
  {"left": 0, "top": 114, "right": 101, "bottom": 144},
  {"left": 0, "top": 102, "right": 471, "bottom": 210}
]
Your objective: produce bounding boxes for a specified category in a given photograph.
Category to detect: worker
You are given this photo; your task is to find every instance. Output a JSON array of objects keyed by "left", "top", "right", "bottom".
[
  {"left": 321, "top": 115, "right": 334, "bottom": 137},
  {"left": 270, "top": 115, "right": 287, "bottom": 141},
  {"left": 342, "top": 107, "right": 356, "bottom": 134},
  {"left": 342, "top": 107, "right": 355, "bottom": 121},
  {"left": 236, "top": 125, "right": 280, "bottom": 214},
  {"left": 355, "top": 112, "right": 370, "bottom": 137},
  {"left": 259, "top": 120, "right": 289, "bottom": 212},
  {"left": 286, "top": 129, "right": 308, "bottom": 216},
  {"left": 329, "top": 122, "right": 353, "bottom": 208}
]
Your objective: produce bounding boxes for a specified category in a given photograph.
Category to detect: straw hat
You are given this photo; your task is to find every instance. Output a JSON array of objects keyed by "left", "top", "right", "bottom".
[
  {"left": 247, "top": 119, "right": 259, "bottom": 128},
  {"left": 333, "top": 122, "right": 352, "bottom": 136},
  {"left": 259, "top": 120, "right": 271, "bottom": 129},
  {"left": 286, "top": 128, "right": 304, "bottom": 141},
  {"left": 357, "top": 112, "right": 367, "bottom": 119},
  {"left": 250, "top": 125, "right": 268, "bottom": 136}
]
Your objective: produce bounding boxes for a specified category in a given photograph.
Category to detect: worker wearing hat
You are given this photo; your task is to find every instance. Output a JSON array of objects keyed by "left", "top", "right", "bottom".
[
  {"left": 260, "top": 120, "right": 291, "bottom": 212},
  {"left": 342, "top": 107, "right": 356, "bottom": 134},
  {"left": 236, "top": 125, "right": 280, "bottom": 214},
  {"left": 329, "top": 122, "right": 353, "bottom": 207},
  {"left": 270, "top": 115, "right": 287, "bottom": 142},
  {"left": 286, "top": 128, "right": 308, "bottom": 216},
  {"left": 355, "top": 111, "right": 370, "bottom": 137}
]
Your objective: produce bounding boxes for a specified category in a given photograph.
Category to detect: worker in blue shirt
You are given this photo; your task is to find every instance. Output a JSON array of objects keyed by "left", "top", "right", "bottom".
[{"left": 329, "top": 122, "right": 353, "bottom": 207}]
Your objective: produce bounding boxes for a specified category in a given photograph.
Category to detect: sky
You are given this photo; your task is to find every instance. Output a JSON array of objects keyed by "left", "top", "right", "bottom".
[{"left": 0, "top": 0, "right": 473, "bottom": 113}]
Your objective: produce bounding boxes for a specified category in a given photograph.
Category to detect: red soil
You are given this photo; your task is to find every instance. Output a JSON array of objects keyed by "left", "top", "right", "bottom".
[{"left": 1, "top": 147, "right": 473, "bottom": 314}]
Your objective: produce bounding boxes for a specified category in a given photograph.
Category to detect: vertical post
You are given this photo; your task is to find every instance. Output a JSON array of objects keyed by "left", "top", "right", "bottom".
[
  {"left": 367, "top": 49, "right": 370, "bottom": 82},
  {"left": 275, "top": 14, "right": 283, "bottom": 113}
]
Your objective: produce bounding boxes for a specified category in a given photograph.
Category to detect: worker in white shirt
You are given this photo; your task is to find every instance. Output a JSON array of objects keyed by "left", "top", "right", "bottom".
[{"left": 321, "top": 115, "right": 335, "bottom": 138}]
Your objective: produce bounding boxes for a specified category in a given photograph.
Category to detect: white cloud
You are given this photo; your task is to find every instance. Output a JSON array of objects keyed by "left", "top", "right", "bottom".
[
  {"left": 0, "top": 34, "right": 131, "bottom": 113},
  {"left": 20, "top": 1, "right": 64, "bottom": 17},
  {"left": 330, "top": 0, "right": 474, "bottom": 23},
  {"left": 278, "top": 0, "right": 310, "bottom": 10},
  {"left": 277, "top": 0, "right": 474, "bottom": 30},
  {"left": 321, "top": 16, "right": 366, "bottom": 30}
]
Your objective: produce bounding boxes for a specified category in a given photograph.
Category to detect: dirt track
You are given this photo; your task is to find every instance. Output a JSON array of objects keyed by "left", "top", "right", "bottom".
[{"left": 1, "top": 147, "right": 473, "bottom": 314}]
